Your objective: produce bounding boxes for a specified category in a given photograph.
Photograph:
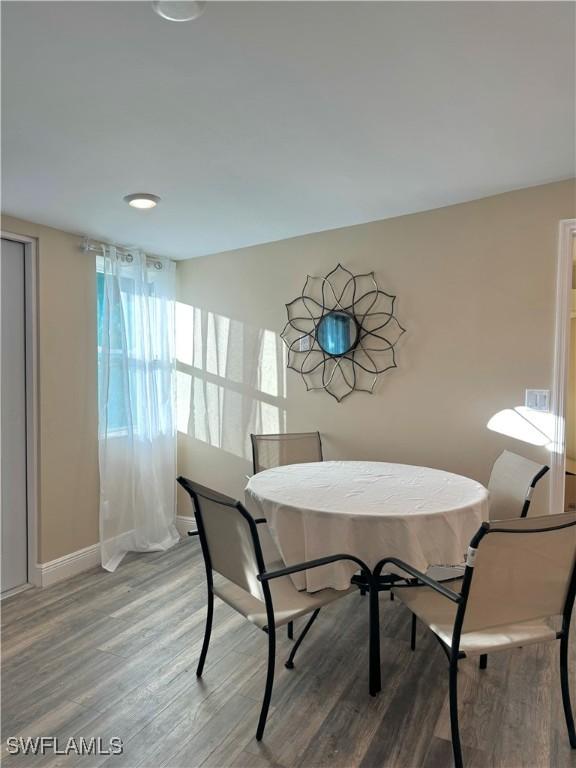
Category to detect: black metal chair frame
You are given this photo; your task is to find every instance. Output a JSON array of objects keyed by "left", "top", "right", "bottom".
[
  {"left": 177, "top": 475, "right": 372, "bottom": 741},
  {"left": 374, "top": 517, "right": 576, "bottom": 768},
  {"left": 519, "top": 463, "right": 550, "bottom": 517}
]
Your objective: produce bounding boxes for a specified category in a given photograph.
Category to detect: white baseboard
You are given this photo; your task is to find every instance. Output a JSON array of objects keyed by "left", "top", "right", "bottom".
[
  {"left": 35, "top": 521, "right": 195, "bottom": 589},
  {"left": 176, "top": 515, "right": 196, "bottom": 537},
  {"left": 39, "top": 543, "right": 101, "bottom": 587}
]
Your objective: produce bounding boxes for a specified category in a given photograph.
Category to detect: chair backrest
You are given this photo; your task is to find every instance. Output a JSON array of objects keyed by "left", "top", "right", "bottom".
[
  {"left": 250, "top": 431, "right": 323, "bottom": 474},
  {"left": 177, "top": 476, "right": 266, "bottom": 600},
  {"left": 460, "top": 512, "right": 576, "bottom": 634},
  {"left": 488, "top": 450, "right": 549, "bottom": 521}
]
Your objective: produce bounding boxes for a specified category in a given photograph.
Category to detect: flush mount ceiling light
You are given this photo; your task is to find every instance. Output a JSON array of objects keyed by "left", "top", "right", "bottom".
[
  {"left": 152, "top": 1, "right": 206, "bottom": 22},
  {"left": 123, "top": 193, "right": 161, "bottom": 209}
]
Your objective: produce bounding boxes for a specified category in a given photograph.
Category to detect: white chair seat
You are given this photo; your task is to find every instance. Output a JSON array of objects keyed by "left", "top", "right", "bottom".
[
  {"left": 214, "top": 574, "right": 354, "bottom": 629},
  {"left": 394, "top": 583, "right": 557, "bottom": 655}
]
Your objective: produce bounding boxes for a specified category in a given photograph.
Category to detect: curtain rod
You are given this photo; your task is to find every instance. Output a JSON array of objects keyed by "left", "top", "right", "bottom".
[{"left": 81, "top": 237, "right": 171, "bottom": 267}]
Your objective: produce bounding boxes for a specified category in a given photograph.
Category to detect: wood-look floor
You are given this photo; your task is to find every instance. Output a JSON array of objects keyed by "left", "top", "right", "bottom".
[{"left": 2, "top": 538, "right": 576, "bottom": 768}]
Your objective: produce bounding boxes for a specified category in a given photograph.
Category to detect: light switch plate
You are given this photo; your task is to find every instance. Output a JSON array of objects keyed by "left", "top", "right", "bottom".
[{"left": 525, "top": 389, "right": 550, "bottom": 412}]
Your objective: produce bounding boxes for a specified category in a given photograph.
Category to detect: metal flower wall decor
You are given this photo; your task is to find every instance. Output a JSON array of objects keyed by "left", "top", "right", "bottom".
[{"left": 281, "top": 264, "right": 406, "bottom": 402}]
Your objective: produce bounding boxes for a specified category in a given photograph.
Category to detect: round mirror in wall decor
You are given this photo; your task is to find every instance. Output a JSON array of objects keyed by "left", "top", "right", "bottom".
[
  {"left": 281, "top": 264, "right": 406, "bottom": 402},
  {"left": 316, "top": 310, "right": 360, "bottom": 356}
]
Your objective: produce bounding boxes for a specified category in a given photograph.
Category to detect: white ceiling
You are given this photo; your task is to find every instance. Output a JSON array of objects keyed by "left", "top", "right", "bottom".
[{"left": 2, "top": 1, "right": 574, "bottom": 259}]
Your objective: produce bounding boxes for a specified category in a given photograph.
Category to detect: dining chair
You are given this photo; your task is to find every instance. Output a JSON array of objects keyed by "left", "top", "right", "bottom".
[
  {"left": 250, "top": 431, "right": 324, "bottom": 638},
  {"left": 250, "top": 431, "right": 323, "bottom": 475},
  {"left": 192, "top": 433, "right": 324, "bottom": 642},
  {"left": 378, "top": 511, "right": 576, "bottom": 768},
  {"left": 409, "top": 451, "right": 550, "bottom": 651},
  {"left": 177, "top": 475, "right": 367, "bottom": 741},
  {"left": 488, "top": 449, "right": 550, "bottom": 521},
  {"left": 426, "top": 450, "right": 550, "bottom": 581}
]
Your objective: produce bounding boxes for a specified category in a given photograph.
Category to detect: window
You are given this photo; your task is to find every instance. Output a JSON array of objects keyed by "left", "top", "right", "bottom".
[
  {"left": 97, "top": 272, "right": 132, "bottom": 433},
  {"left": 97, "top": 270, "right": 162, "bottom": 435}
]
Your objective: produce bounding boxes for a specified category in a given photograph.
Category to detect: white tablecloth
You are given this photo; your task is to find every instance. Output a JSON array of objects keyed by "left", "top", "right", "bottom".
[{"left": 245, "top": 461, "right": 489, "bottom": 591}]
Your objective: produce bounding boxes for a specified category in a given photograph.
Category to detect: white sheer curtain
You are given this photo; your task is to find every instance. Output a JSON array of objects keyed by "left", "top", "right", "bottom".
[{"left": 98, "top": 246, "right": 178, "bottom": 571}]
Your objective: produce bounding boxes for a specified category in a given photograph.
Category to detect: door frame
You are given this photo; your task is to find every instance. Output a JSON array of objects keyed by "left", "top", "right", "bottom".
[
  {"left": 550, "top": 219, "right": 576, "bottom": 516},
  {"left": 1, "top": 231, "right": 41, "bottom": 590}
]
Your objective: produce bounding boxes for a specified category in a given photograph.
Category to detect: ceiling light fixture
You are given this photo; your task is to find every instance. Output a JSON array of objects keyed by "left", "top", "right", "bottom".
[
  {"left": 152, "top": 1, "right": 206, "bottom": 22},
  {"left": 123, "top": 193, "right": 161, "bottom": 209}
]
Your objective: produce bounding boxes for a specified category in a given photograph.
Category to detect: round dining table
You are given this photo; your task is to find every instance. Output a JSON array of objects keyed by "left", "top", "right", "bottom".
[
  {"left": 245, "top": 460, "right": 489, "bottom": 592},
  {"left": 246, "top": 460, "right": 489, "bottom": 697}
]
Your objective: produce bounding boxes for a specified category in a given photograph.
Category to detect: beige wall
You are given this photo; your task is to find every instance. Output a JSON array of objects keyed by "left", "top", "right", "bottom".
[
  {"left": 176, "top": 180, "right": 576, "bottom": 518},
  {"left": 1, "top": 215, "right": 99, "bottom": 562}
]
